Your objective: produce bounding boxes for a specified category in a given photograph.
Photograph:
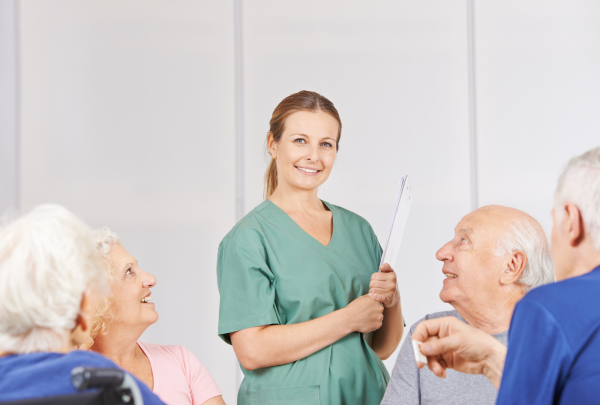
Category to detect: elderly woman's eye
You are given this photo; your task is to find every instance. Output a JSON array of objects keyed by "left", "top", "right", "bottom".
[
  {"left": 460, "top": 238, "right": 468, "bottom": 244},
  {"left": 126, "top": 268, "right": 132, "bottom": 275}
]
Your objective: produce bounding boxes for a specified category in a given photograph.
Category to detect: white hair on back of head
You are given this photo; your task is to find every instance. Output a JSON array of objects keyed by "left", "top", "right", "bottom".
[
  {"left": 555, "top": 146, "right": 600, "bottom": 251},
  {"left": 0, "top": 205, "right": 107, "bottom": 353},
  {"left": 495, "top": 219, "right": 556, "bottom": 291}
]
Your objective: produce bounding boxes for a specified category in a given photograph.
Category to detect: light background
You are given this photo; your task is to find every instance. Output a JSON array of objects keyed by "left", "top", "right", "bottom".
[{"left": 1, "top": 1, "right": 599, "bottom": 403}]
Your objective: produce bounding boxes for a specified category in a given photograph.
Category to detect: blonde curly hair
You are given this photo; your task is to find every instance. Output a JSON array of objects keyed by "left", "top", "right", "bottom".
[{"left": 81, "top": 227, "right": 120, "bottom": 349}]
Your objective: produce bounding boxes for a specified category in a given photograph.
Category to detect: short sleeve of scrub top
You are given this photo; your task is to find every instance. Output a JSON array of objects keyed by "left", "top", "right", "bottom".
[
  {"left": 217, "top": 200, "right": 391, "bottom": 405},
  {"left": 217, "top": 223, "right": 281, "bottom": 344}
]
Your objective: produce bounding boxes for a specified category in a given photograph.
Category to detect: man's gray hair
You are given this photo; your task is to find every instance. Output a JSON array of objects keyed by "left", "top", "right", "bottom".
[
  {"left": 496, "top": 219, "right": 555, "bottom": 291},
  {"left": 555, "top": 146, "right": 600, "bottom": 251}
]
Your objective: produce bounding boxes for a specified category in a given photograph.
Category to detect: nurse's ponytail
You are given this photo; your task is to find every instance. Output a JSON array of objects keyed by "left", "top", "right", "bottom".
[{"left": 263, "top": 90, "right": 342, "bottom": 199}]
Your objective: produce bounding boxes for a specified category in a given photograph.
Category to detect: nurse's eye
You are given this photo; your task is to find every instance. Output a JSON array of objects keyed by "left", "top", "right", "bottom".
[
  {"left": 321, "top": 142, "right": 333, "bottom": 148},
  {"left": 293, "top": 138, "right": 306, "bottom": 144}
]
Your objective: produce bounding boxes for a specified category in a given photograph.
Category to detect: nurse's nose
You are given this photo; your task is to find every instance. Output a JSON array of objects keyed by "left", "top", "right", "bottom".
[{"left": 305, "top": 144, "right": 320, "bottom": 162}]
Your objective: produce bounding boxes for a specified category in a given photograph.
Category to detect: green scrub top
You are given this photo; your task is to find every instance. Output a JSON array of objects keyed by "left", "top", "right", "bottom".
[{"left": 217, "top": 200, "right": 390, "bottom": 405}]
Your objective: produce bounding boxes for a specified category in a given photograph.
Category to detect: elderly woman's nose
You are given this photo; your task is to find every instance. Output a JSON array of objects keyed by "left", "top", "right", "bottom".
[
  {"left": 141, "top": 269, "right": 157, "bottom": 287},
  {"left": 436, "top": 242, "right": 453, "bottom": 262}
]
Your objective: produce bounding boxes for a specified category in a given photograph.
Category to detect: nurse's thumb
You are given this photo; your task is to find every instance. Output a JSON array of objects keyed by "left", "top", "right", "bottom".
[{"left": 379, "top": 263, "right": 393, "bottom": 272}]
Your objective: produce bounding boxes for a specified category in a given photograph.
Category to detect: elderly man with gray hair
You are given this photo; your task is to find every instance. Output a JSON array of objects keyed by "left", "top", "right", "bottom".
[
  {"left": 412, "top": 146, "right": 600, "bottom": 405},
  {"left": 382, "top": 204, "right": 554, "bottom": 404}
]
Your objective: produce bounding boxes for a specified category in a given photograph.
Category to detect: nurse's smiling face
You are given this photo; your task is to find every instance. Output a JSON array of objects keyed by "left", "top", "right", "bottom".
[{"left": 268, "top": 110, "right": 339, "bottom": 193}]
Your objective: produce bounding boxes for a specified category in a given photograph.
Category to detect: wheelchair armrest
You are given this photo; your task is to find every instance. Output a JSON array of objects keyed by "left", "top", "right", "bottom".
[
  {"left": 71, "top": 367, "right": 144, "bottom": 405},
  {"left": 71, "top": 367, "right": 124, "bottom": 390}
]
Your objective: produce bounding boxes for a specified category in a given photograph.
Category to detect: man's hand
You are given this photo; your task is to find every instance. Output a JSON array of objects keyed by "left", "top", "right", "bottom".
[
  {"left": 369, "top": 263, "right": 400, "bottom": 308},
  {"left": 412, "top": 316, "right": 507, "bottom": 389}
]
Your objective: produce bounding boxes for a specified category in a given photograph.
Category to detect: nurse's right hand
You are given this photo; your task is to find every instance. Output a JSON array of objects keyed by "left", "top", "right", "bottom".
[{"left": 345, "top": 295, "right": 385, "bottom": 333}]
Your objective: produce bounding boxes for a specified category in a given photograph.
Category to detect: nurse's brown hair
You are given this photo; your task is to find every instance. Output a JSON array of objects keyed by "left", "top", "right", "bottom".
[{"left": 264, "top": 90, "right": 342, "bottom": 199}]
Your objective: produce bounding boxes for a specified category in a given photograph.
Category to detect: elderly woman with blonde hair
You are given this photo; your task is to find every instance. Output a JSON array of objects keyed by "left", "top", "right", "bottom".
[
  {"left": 87, "top": 228, "right": 224, "bottom": 405},
  {"left": 0, "top": 205, "right": 164, "bottom": 404}
]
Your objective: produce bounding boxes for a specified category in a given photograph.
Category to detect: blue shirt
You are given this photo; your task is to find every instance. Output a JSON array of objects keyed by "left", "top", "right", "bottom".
[
  {"left": 497, "top": 265, "right": 600, "bottom": 405},
  {"left": 0, "top": 350, "right": 165, "bottom": 404}
]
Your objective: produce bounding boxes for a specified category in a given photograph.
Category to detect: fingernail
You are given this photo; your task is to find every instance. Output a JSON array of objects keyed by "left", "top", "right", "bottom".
[{"left": 422, "top": 344, "right": 432, "bottom": 354}]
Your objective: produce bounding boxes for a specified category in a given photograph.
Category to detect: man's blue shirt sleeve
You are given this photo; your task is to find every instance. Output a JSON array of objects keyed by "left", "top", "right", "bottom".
[{"left": 496, "top": 297, "right": 573, "bottom": 405}]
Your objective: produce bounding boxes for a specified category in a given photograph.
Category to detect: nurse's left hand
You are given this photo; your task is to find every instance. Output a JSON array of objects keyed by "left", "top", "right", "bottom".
[{"left": 368, "top": 263, "right": 400, "bottom": 308}]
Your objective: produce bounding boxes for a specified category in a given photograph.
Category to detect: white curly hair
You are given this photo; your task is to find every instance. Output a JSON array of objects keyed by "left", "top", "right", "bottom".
[{"left": 82, "top": 227, "right": 121, "bottom": 349}]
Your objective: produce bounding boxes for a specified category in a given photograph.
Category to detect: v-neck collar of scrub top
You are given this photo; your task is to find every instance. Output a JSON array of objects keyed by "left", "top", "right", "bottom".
[{"left": 264, "top": 199, "right": 340, "bottom": 252}]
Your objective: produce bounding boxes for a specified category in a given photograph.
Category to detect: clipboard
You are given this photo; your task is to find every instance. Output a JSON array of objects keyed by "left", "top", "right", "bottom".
[
  {"left": 364, "top": 176, "right": 412, "bottom": 348},
  {"left": 380, "top": 176, "right": 413, "bottom": 269}
]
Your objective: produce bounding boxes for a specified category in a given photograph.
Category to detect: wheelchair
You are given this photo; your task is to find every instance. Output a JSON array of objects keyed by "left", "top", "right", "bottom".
[{"left": 0, "top": 367, "right": 144, "bottom": 405}]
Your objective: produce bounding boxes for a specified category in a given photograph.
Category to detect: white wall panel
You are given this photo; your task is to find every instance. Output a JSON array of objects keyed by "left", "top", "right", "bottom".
[
  {"left": 0, "top": 0, "right": 18, "bottom": 216},
  {"left": 244, "top": 1, "right": 471, "bottom": 371},
  {"left": 18, "top": 1, "right": 237, "bottom": 402},
  {"left": 476, "top": 1, "right": 600, "bottom": 234}
]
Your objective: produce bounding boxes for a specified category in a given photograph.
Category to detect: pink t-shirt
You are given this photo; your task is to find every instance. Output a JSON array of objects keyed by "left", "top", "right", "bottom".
[{"left": 138, "top": 341, "right": 221, "bottom": 405}]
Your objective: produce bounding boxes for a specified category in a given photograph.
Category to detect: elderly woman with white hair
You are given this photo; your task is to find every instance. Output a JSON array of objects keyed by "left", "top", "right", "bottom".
[
  {"left": 86, "top": 228, "right": 225, "bottom": 405},
  {"left": 0, "top": 205, "right": 164, "bottom": 404}
]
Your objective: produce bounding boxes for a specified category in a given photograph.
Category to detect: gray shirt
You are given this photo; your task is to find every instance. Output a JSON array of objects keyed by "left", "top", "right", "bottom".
[{"left": 381, "top": 310, "right": 508, "bottom": 405}]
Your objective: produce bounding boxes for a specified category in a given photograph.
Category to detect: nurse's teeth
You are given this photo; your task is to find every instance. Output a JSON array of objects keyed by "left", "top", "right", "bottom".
[
  {"left": 444, "top": 274, "right": 457, "bottom": 278},
  {"left": 296, "top": 167, "right": 318, "bottom": 173}
]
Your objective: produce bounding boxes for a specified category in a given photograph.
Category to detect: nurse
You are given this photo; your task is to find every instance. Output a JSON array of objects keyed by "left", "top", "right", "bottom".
[{"left": 217, "top": 90, "right": 404, "bottom": 405}]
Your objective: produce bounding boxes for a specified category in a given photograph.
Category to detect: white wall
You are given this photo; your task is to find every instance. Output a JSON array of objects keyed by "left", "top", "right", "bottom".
[
  {"left": 2, "top": 1, "right": 600, "bottom": 403},
  {"left": 0, "top": 0, "right": 18, "bottom": 215},
  {"left": 476, "top": 0, "right": 600, "bottom": 235}
]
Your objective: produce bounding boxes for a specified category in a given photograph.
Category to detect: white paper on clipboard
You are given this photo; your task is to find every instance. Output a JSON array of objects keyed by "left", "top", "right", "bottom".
[
  {"left": 380, "top": 176, "right": 413, "bottom": 269},
  {"left": 364, "top": 176, "right": 412, "bottom": 348}
]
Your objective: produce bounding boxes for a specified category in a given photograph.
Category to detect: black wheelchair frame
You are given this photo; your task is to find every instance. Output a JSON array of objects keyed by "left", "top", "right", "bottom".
[{"left": 0, "top": 367, "right": 143, "bottom": 405}]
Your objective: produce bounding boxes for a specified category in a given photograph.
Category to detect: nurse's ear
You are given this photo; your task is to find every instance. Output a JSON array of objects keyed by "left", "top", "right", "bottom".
[{"left": 267, "top": 132, "right": 278, "bottom": 159}]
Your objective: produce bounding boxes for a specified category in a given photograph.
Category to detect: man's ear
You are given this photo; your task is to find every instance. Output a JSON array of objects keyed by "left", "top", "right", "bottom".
[
  {"left": 565, "top": 202, "right": 585, "bottom": 247},
  {"left": 500, "top": 251, "right": 527, "bottom": 285},
  {"left": 70, "top": 291, "right": 97, "bottom": 348}
]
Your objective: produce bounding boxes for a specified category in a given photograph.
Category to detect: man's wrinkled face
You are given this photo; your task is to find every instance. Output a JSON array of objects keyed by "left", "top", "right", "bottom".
[{"left": 436, "top": 210, "right": 506, "bottom": 306}]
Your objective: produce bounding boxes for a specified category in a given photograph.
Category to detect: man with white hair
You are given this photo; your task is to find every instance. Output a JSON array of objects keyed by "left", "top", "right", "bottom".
[
  {"left": 382, "top": 205, "right": 554, "bottom": 404},
  {"left": 413, "top": 146, "right": 600, "bottom": 404}
]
